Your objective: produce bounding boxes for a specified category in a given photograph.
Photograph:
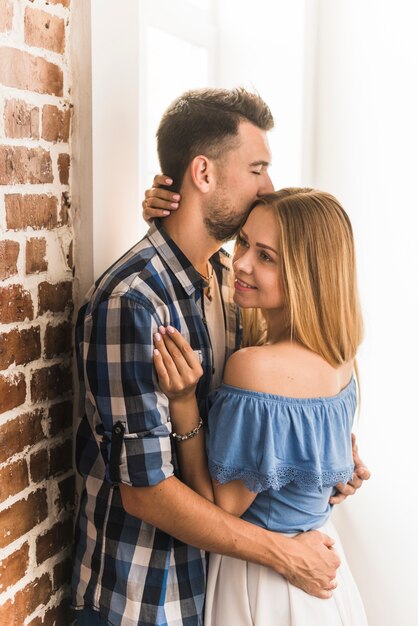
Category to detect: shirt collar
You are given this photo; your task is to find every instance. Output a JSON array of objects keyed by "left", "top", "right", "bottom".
[
  {"left": 146, "top": 220, "right": 203, "bottom": 296},
  {"left": 146, "top": 220, "right": 232, "bottom": 296}
]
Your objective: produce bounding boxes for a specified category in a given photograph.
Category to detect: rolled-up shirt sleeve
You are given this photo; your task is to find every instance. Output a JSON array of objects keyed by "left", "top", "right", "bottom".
[{"left": 84, "top": 294, "right": 173, "bottom": 487}]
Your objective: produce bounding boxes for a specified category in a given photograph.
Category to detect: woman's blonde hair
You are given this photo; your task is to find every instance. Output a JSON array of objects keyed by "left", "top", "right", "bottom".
[{"left": 239, "top": 188, "right": 363, "bottom": 368}]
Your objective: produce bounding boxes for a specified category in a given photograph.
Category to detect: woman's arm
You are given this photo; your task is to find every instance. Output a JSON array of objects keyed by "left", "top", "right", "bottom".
[
  {"left": 169, "top": 396, "right": 214, "bottom": 502},
  {"left": 142, "top": 174, "right": 181, "bottom": 222},
  {"left": 153, "top": 326, "right": 213, "bottom": 501},
  {"left": 154, "top": 327, "right": 257, "bottom": 515},
  {"left": 211, "top": 479, "right": 256, "bottom": 517}
]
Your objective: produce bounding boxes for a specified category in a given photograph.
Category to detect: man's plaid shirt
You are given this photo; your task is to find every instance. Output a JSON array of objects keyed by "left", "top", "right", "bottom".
[{"left": 72, "top": 221, "right": 241, "bottom": 626}]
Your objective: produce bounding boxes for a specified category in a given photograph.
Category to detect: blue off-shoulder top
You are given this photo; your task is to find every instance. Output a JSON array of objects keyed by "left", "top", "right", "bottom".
[{"left": 206, "top": 378, "right": 357, "bottom": 533}]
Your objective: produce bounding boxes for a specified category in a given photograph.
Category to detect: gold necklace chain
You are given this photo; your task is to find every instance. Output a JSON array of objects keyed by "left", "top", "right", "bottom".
[{"left": 197, "top": 264, "right": 214, "bottom": 300}]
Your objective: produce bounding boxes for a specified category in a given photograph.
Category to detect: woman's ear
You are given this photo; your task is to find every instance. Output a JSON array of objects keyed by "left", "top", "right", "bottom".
[{"left": 189, "top": 155, "right": 215, "bottom": 193}]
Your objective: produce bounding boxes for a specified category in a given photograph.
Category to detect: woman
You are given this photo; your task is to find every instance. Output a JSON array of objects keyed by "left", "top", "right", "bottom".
[{"left": 152, "top": 188, "right": 368, "bottom": 625}]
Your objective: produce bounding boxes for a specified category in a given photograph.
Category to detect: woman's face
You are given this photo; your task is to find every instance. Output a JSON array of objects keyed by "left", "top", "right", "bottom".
[{"left": 232, "top": 204, "right": 284, "bottom": 310}]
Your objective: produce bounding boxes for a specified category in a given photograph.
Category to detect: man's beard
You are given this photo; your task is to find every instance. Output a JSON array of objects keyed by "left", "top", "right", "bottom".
[{"left": 203, "top": 189, "right": 250, "bottom": 242}]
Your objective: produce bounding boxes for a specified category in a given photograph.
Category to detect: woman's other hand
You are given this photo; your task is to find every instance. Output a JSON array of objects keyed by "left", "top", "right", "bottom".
[
  {"left": 153, "top": 325, "right": 203, "bottom": 402},
  {"left": 142, "top": 175, "right": 181, "bottom": 223}
]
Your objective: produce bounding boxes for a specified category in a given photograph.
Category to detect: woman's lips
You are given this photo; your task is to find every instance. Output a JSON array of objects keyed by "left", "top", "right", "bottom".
[{"left": 234, "top": 277, "right": 257, "bottom": 291}]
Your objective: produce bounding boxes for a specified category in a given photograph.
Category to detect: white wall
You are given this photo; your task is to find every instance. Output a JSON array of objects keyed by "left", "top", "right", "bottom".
[
  {"left": 90, "top": 0, "right": 307, "bottom": 276},
  {"left": 71, "top": 0, "right": 93, "bottom": 307},
  {"left": 217, "top": 0, "right": 306, "bottom": 189},
  {"left": 308, "top": 2, "right": 418, "bottom": 624},
  {"left": 91, "top": 0, "right": 141, "bottom": 279}
]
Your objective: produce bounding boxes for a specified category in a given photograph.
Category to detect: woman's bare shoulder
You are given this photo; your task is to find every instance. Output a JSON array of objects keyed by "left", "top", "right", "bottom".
[
  {"left": 223, "top": 345, "right": 283, "bottom": 391},
  {"left": 224, "top": 342, "right": 353, "bottom": 397}
]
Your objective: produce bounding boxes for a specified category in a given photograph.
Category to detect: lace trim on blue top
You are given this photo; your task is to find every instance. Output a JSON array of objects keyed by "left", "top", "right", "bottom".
[
  {"left": 209, "top": 461, "right": 354, "bottom": 494},
  {"left": 206, "top": 377, "right": 357, "bottom": 495}
]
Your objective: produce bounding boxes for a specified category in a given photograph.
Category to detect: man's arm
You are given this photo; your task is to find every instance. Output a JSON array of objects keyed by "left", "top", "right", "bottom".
[
  {"left": 88, "top": 301, "right": 339, "bottom": 599},
  {"left": 330, "top": 434, "right": 371, "bottom": 505},
  {"left": 149, "top": 326, "right": 339, "bottom": 597},
  {"left": 120, "top": 477, "right": 340, "bottom": 599}
]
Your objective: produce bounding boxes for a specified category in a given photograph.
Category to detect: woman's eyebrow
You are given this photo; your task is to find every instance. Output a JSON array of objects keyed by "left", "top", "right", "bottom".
[{"left": 240, "top": 228, "right": 278, "bottom": 255}]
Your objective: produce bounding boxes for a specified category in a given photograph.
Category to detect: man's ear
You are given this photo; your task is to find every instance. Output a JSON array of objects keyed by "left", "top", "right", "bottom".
[{"left": 189, "top": 155, "right": 216, "bottom": 193}]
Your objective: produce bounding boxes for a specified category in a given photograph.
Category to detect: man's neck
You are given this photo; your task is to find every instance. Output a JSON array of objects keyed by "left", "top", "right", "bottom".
[{"left": 161, "top": 204, "right": 221, "bottom": 276}]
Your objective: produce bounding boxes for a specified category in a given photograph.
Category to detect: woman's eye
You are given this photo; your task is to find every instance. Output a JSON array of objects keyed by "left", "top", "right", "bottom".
[
  {"left": 237, "top": 235, "right": 249, "bottom": 247},
  {"left": 260, "top": 251, "right": 273, "bottom": 262}
]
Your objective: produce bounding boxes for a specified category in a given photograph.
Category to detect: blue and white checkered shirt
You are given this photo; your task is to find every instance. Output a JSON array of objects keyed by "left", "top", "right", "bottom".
[{"left": 72, "top": 221, "right": 241, "bottom": 626}]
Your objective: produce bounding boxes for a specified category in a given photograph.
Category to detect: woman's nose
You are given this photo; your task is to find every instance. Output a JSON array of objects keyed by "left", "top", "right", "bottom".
[{"left": 233, "top": 252, "right": 252, "bottom": 274}]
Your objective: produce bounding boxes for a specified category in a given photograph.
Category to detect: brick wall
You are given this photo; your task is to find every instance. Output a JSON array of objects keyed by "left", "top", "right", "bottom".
[{"left": 0, "top": 1, "right": 74, "bottom": 624}]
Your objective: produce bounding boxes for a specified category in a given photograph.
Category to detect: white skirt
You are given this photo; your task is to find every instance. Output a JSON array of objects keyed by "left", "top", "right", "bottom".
[{"left": 204, "top": 520, "right": 368, "bottom": 626}]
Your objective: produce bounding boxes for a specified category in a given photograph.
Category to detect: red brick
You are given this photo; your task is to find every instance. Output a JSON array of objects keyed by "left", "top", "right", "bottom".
[
  {"left": 26, "top": 237, "right": 47, "bottom": 274},
  {"left": 4, "top": 99, "right": 39, "bottom": 139},
  {"left": 0, "top": 47, "right": 63, "bottom": 96},
  {"left": 0, "top": 372, "right": 26, "bottom": 414},
  {"left": 0, "top": 573, "right": 52, "bottom": 626},
  {"left": 48, "top": 399, "right": 72, "bottom": 436},
  {"left": 0, "top": 489, "right": 48, "bottom": 549},
  {"left": 0, "top": 543, "right": 29, "bottom": 593},
  {"left": 25, "top": 7, "right": 65, "bottom": 54},
  {"left": 0, "top": 146, "right": 53, "bottom": 185},
  {"left": 0, "top": 240, "right": 19, "bottom": 280},
  {"left": 60, "top": 191, "right": 71, "bottom": 224},
  {"left": 0, "top": 410, "right": 45, "bottom": 464},
  {"left": 0, "top": 284, "right": 33, "bottom": 323},
  {"left": 57, "top": 152, "right": 70, "bottom": 184},
  {"left": 38, "top": 281, "right": 72, "bottom": 314},
  {"left": 30, "top": 447, "right": 49, "bottom": 483},
  {"left": 0, "top": 458, "right": 29, "bottom": 503},
  {"left": 42, "top": 104, "right": 71, "bottom": 142},
  {"left": 30, "top": 438, "right": 73, "bottom": 484},
  {"left": 31, "top": 363, "right": 72, "bottom": 402},
  {"left": 49, "top": 438, "right": 72, "bottom": 477},
  {"left": 0, "top": 326, "right": 41, "bottom": 369},
  {"left": 0, "top": 0, "right": 13, "bottom": 33},
  {"left": 5, "top": 194, "right": 58, "bottom": 230},
  {"left": 44, "top": 321, "right": 71, "bottom": 358},
  {"left": 36, "top": 516, "right": 72, "bottom": 564},
  {"left": 27, "top": 598, "right": 72, "bottom": 626},
  {"left": 55, "top": 474, "right": 75, "bottom": 514}
]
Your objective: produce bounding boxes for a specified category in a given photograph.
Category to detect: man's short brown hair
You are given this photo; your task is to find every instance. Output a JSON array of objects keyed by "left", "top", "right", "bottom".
[{"left": 156, "top": 87, "right": 274, "bottom": 192}]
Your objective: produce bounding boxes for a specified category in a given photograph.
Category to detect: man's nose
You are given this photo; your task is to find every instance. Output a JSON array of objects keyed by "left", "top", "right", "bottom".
[{"left": 257, "top": 172, "right": 274, "bottom": 195}]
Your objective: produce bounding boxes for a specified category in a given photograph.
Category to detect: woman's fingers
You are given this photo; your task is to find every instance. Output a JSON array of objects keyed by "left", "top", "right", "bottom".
[
  {"left": 157, "top": 332, "right": 195, "bottom": 381},
  {"left": 145, "top": 188, "right": 180, "bottom": 206},
  {"left": 153, "top": 348, "right": 171, "bottom": 391},
  {"left": 153, "top": 328, "right": 200, "bottom": 399},
  {"left": 153, "top": 332, "right": 181, "bottom": 378},
  {"left": 142, "top": 191, "right": 180, "bottom": 221},
  {"left": 154, "top": 326, "right": 203, "bottom": 390},
  {"left": 153, "top": 174, "right": 173, "bottom": 187},
  {"left": 141, "top": 175, "right": 181, "bottom": 223},
  {"left": 144, "top": 181, "right": 180, "bottom": 207},
  {"left": 162, "top": 326, "right": 203, "bottom": 372},
  {"left": 142, "top": 206, "right": 170, "bottom": 221},
  {"left": 144, "top": 196, "right": 179, "bottom": 210}
]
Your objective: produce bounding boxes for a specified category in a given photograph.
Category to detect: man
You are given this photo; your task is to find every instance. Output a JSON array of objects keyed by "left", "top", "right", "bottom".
[{"left": 72, "top": 88, "right": 369, "bottom": 626}]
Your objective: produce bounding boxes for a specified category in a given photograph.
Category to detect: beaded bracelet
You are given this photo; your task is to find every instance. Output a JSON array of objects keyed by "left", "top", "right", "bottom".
[{"left": 171, "top": 417, "right": 203, "bottom": 442}]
